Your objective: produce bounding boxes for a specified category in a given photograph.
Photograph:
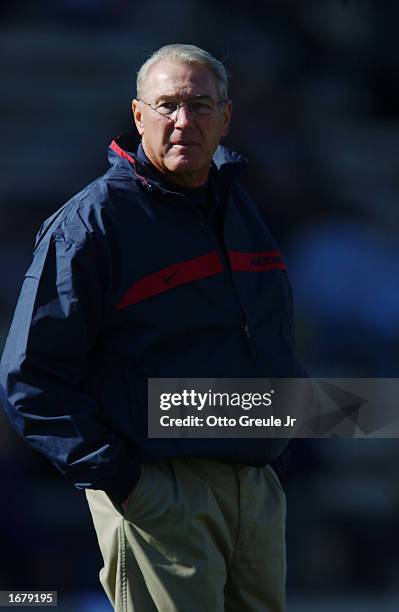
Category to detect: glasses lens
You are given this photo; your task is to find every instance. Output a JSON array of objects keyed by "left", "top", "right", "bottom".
[
  {"left": 189, "top": 101, "right": 214, "bottom": 115},
  {"left": 156, "top": 101, "right": 179, "bottom": 116},
  {"left": 148, "top": 98, "right": 222, "bottom": 119}
]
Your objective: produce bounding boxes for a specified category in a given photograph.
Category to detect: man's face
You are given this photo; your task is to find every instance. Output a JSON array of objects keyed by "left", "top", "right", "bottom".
[{"left": 132, "top": 60, "right": 232, "bottom": 188}]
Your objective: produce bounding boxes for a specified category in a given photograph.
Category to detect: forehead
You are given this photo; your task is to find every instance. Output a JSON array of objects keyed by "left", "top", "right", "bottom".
[{"left": 143, "top": 60, "right": 219, "bottom": 99}]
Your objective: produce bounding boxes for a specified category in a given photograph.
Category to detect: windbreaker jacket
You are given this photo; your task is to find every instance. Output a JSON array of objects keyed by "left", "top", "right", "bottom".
[{"left": 0, "top": 133, "right": 304, "bottom": 502}]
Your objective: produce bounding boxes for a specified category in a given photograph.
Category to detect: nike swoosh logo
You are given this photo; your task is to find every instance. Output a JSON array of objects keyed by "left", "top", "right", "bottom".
[{"left": 163, "top": 272, "right": 177, "bottom": 283}]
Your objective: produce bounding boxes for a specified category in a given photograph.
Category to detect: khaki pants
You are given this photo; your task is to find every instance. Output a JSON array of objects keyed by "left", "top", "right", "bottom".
[{"left": 86, "top": 457, "right": 286, "bottom": 612}]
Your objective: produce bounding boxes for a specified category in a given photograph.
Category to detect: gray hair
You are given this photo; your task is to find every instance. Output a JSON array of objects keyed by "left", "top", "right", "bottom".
[{"left": 136, "top": 44, "right": 229, "bottom": 101}]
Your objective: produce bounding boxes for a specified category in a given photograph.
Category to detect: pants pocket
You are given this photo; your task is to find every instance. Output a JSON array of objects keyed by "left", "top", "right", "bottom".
[
  {"left": 123, "top": 463, "right": 146, "bottom": 516},
  {"left": 265, "top": 464, "right": 284, "bottom": 491}
]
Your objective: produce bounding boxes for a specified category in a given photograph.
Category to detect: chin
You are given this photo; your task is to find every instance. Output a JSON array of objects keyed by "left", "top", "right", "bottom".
[
  {"left": 168, "top": 158, "right": 203, "bottom": 173},
  {"left": 165, "top": 147, "right": 204, "bottom": 166}
]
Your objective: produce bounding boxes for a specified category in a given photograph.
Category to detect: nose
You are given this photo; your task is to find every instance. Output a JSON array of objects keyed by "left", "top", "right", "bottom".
[{"left": 173, "top": 105, "right": 193, "bottom": 128}]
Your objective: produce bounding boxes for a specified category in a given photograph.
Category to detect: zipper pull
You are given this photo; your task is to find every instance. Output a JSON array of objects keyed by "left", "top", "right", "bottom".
[{"left": 242, "top": 323, "right": 251, "bottom": 338}]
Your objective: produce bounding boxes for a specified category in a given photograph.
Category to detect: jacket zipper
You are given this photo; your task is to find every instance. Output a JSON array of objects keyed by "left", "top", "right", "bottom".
[
  {"left": 146, "top": 182, "right": 255, "bottom": 349},
  {"left": 195, "top": 204, "right": 255, "bottom": 349}
]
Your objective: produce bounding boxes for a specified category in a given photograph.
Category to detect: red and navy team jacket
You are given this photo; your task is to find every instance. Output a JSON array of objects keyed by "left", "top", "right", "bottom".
[{"left": 0, "top": 133, "right": 305, "bottom": 503}]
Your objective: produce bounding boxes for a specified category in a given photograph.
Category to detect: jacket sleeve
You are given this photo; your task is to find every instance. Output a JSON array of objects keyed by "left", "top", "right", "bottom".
[{"left": 0, "top": 221, "right": 140, "bottom": 503}]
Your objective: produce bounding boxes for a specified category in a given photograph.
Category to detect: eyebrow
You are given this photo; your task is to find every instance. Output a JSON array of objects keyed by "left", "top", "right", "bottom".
[{"left": 154, "top": 94, "right": 214, "bottom": 104}]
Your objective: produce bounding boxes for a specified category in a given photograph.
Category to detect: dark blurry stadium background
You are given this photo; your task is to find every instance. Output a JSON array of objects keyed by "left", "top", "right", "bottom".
[{"left": 1, "top": 1, "right": 399, "bottom": 610}]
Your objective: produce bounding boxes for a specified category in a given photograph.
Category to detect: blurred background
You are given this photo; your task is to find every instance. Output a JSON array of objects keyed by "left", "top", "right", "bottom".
[{"left": 1, "top": 0, "right": 399, "bottom": 610}]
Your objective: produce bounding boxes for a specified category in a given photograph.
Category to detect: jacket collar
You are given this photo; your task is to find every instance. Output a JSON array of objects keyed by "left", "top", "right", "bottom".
[{"left": 108, "top": 130, "right": 247, "bottom": 193}]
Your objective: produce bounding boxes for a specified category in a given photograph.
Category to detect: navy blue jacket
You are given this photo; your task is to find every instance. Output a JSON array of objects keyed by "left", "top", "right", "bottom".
[{"left": 0, "top": 133, "right": 303, "bottom": 502}]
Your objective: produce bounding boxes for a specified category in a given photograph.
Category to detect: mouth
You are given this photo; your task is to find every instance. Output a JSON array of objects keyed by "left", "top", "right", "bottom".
[{"left": 170, "top": 142, "right": 198, "bottom": 148}]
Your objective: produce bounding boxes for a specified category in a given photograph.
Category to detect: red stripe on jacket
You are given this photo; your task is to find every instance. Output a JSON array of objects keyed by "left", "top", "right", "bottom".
[
  {"left": 109, "top": 140, "right": 149, "bottom": 187},
  {"left": 229, "top": 250, "right": 287, "bottom": 272},
  {"left": 117, "top": 251, "right": 224, "bottom": 309}
]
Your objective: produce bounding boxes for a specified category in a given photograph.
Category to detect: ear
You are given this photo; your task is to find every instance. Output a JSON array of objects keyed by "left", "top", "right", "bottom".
[
  {"left": 132, "top": 99, "right": 145, "bottom": 136},
  {"left": 221, "top": 99, "right": 233, "bottom": 138}
]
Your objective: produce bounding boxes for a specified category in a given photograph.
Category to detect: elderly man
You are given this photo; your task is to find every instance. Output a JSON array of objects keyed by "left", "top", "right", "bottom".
[{"left": 0, "top": 44, "right": 303, "bottom": 611}]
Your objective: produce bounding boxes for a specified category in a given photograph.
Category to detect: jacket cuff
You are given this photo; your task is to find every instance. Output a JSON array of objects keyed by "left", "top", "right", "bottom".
[{"left": 100, "top": 456, "right": 142, "bottom": 504}]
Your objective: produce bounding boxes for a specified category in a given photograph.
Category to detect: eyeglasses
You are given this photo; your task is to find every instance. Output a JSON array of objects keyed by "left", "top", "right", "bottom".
[{"left": 139, "top": 97, "right": 227, "bottom": 121}]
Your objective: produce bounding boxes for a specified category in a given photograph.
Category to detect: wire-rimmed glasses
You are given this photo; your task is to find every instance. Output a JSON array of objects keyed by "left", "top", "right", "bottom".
[{"left": 138, "top": 96, "right": 227, "bottom": 121}]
